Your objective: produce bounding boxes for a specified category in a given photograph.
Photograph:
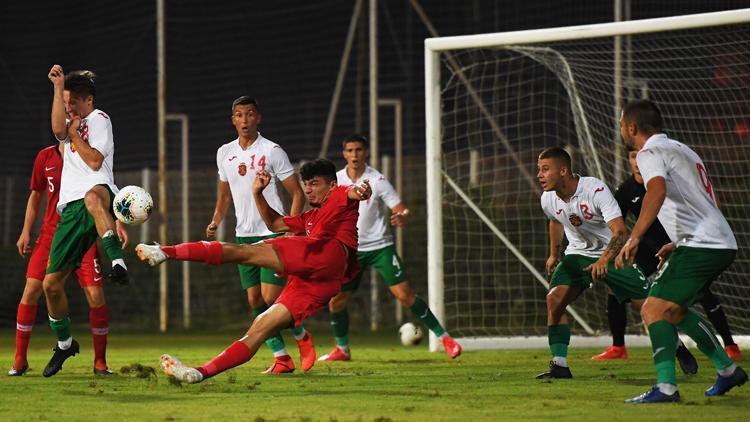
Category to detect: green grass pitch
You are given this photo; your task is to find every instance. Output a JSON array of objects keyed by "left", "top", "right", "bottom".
[{"left": 0, "top": 329, "right": 747, "bottom": 421}]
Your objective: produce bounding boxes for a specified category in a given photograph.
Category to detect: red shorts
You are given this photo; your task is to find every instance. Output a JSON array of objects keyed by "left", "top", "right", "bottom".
[
  {"left": 266, "top": 236, "right": 359, "bottom": 327},
  {"left": 27, "top": 233, "right": 103, "bottom": 287}
]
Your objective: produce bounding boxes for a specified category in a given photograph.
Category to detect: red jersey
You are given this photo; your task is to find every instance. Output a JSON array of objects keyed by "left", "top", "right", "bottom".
[
  {"left": 29, "top": 145, "right": 63, "bottom": 236},
  {"left": 283, "top": 185, "right": 359, "bottom": 250}
]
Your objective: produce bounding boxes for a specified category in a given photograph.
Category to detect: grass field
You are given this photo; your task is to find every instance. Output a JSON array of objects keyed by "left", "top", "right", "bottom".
[{"left": 0, "top": 329, "right": 747, "bottom": 421}]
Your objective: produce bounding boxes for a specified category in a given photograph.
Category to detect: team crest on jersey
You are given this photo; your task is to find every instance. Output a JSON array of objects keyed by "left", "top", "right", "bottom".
[
  {"left": 568, "top": 214, "right": 583, "bottom": 226},
  {"left": 238, "top": 162, "right": 247, "bottom": 176}
]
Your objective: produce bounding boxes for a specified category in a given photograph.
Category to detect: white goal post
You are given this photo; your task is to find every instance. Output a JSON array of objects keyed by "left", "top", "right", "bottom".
[{"left": 425, "top": 9, "right": 750, "bottom": 351}]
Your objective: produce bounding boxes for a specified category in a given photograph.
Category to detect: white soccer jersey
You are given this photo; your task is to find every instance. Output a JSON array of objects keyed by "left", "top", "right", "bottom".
[
  {"left": 217, "top": 133, "right": 295, "bottom": 237},
  {"left": 637, "top": 133, "right": 737, "bottom": 250},
  {"left": 541, "top": 176, "right": 622, "bottom": 258},
  {"left": 57, "top": 109, "right": 118, "bottom": 213},
  {"left": 337, "top": 165, "right": 401, "bottom": 252}
]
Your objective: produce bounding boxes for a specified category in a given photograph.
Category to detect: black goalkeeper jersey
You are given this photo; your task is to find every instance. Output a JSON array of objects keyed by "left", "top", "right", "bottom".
[{"left": 614, "top": 176, "right": 672, "bottom": 276}]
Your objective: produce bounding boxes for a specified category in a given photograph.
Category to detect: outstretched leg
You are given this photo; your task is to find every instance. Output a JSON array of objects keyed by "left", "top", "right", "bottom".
[{"left": 137, "top": 241, "right": 283, "bottom": 274}]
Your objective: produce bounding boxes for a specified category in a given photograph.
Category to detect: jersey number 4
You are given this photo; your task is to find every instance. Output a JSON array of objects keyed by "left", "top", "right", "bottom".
[{"left": 249, "top": 154, "right": 267, "bottom": 170}]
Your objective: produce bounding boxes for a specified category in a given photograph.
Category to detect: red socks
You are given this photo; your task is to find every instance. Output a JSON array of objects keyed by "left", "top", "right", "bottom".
[
  {"left": 161, "top": 241, "right": 224, "bottom": 265},
  {"left": 14, "top": 303, "right": 37, "bottom": 370},
  {"left": 196, "top": 340, "right": 253, "bottom": 379},
  {"left": 90, "top": 304, "right": 109, "bottom": 370}
]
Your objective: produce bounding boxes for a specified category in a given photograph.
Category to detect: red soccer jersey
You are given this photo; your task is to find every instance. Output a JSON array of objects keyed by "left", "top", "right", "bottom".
[
  {"left": 29, "top": 145, "right": 63, "bottom": 236},
  {"left": 283, "top": 185, "right": 359, "bottom": 250}
]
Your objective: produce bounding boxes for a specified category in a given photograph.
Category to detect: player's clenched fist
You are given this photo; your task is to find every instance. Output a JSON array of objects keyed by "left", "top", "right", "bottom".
[
  {"left": 252, "top": 170, "right": 272, "bottom": 194},
  {"left": 67, "top": 117, "right": 81, "bottom": 139},
  {"left": 353, "top": 179, "right": 371, "bottom": 200},
  {"left": 48, "top": 64, "right": 64, "bottom": 86}
]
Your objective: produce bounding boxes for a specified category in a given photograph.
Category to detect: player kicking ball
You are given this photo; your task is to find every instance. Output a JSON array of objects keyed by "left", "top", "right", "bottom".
[
  {"left": 616, "top": 100, "right": 746, "bottom": 403},
  {"left": 136, "top": 159, "right": 371, "bottom": 383}
]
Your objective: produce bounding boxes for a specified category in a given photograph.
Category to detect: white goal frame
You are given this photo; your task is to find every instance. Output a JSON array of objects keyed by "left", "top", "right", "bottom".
[{"left": 425, "top": 8, "right": 750, "bottom": 351}]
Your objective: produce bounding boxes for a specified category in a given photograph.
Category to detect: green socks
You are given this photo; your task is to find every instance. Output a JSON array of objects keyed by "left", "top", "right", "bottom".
[
  {"left": 252, "top": 306, "right": 286, "bottom": 355},
  {"left": 409, "top": 296, "right": 446, "bottom": 337},
  {"left": 48, "top": 315, "right": 72, "bottom": 342},
  {"left": 102, "top": 231, "right": 124, "bottom": 261},
  {"left": 677, "top": 310, "right": 734, "bottom": 371},
  {"left": 648, "top": 320, "right": 678, "bottom": 385},
  {"left": 330, "top": 309, "right": 350, "bottom": 347},
  {"left": 548, "top": 324, "right": 570, "bottom": 359}
]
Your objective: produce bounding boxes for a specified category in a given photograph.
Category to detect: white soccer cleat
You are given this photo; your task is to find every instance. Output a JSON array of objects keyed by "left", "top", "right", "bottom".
[
  {"left": 136, "top": 243, "right": 167, "bottom": 267},
  {"left": 160, "top": 354, "right": 203, "bottom": 384}
]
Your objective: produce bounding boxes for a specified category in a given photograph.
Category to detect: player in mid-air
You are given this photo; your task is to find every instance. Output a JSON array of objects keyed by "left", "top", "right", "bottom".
[
  {"left": 135, "top": 159, "right": 371, "bottom": 382},
  {"left": 8, "top": 142, "right": 111, "bottom": 376},
  {"left": 318, "top": 135, "right": 461, "bottom": 362},
  {"left": 616, "top": 99, "right": 746, "bottom": 403},
  {"left": 207, "top": 96, "right": 309, "bottom": 374},
  {"left": 535, "top": 146, "right": 653, "bottom": 379},
  {"left": 41, "top": 65, "right": 128, "bottom": 377},
  {"left": 593, "top": 150, "right": 741, "bottom": 363}
]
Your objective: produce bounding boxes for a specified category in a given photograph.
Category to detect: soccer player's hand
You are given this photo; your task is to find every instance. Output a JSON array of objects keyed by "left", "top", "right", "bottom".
[
  {"left": 355, "top": 179, "right": 371, "bottom": 200},
  {"left": 584, "top": 258, "right": 608, "bottom": 280},
  {"left": 615, "top": 237, "right": 640, "bottom": 269},
  {"left": 545, "top": 255, "right": 559, "bottom": 276},
  {"left": 48, "top": 64, "right": 64, "bottom": 87},
  {"left": 390, "top": 209, "right": 410, "bottom": 226},
  {"left": 206, "top": 221, "right": 218, "bottom": 238},
  {"left": 67, "top": 117, "right": 81, "bottom": 139},
  {"left": 253, "top": 170, "right": 272, "bottom": 194},
  {"left": 655, "top": 242, "right": 675, "bottom": 270},
  {"left": 16, "top": 231, "right": 32, "bottom": 258},
  {"left": 116, "top": 220, "right": 129, "bottom": 249}
]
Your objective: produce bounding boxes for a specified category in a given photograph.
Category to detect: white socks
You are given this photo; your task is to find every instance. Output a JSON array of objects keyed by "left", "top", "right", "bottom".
[{"left": 552, "top": 356, "right": 567, "bottom": 367}]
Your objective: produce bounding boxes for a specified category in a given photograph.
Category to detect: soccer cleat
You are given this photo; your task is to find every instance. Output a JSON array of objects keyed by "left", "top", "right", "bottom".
[
  {"left": 160, "top": 354, "right": 203, "bottom": 384},
  {"left": 296, "top": 332, "right": 316, "bottom": 372},
  {"left": 591, "top": 345, "right": 628, "bottom": 360},
  {"left": 725, "top": 344, "right": 743, "bottom": 361},
  {"left": 108, "top": 263, "right": 129, "bottom": 285},
  {"left": 262, "top": 355, "right": 295, "bottom": 374},
  {"left": 7, "top": 366, "right": 29, "bottom": 376},
  {"left": 676, "top": 343, "right": 698, "bottom": 375},
  {"left": 705, "top": 366, "right": 747, "bottom": 396},
  {"left": 136, "top": 243, "right": 167, "bottom": 267},
  {"left": 442, "top": 335, "right": 462, "bottom": 359},
  {"left": 93, "top": 367, "right": 113, "bottom": 375},
  {"left": 625, "top": 386, "right": 681, "bottom": 403},
  {"left": 318, "top": 346, "right": 351, "bottom": 362},
  {"left": 536, "top": 361, "right": 573, "bottom": 379},
  {"left": 43, "top": 339, "right": 80, "bottom": 377}
]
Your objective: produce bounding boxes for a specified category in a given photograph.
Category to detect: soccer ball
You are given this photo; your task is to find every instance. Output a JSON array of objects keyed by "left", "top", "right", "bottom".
[
  {"left": 113, "top": 185, "right": 153, "bottom": 225},
  {"left": 398, "top": 322, "right": 423, "bottom": 346}
]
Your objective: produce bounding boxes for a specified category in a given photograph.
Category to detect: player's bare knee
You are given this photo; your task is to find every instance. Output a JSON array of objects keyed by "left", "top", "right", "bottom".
[
  {"left": 83, "top": 189, "right": 103, "bottom": 211},
  {"left": 391, "top": 283, "right": 415, "bottom": 306},
  {"left": 246, "top": 288, "right": 264, "bottom": 309},
  {"left": 85, "top": 287, "right": 106, "bottom": 307},
  {"left": 329, "top": 292, "right": 350, "bottom": 312}
]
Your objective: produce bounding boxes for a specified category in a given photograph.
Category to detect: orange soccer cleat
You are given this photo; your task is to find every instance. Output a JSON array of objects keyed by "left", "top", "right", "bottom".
[
  {"left": 442, "top": 335, "right": 462, "bottom": 359},
  {"left": 725, "top": 344, "right": 743, "bottom": 361},
  {"left": 318, "top": 346, "right": 351, "bottom": 362},
  {"left": 591, "top": 345, "right": 628, "bottom": 360},
  {"left": 296, "top": 332, "right": 317, "bottom": 372},
  {"left": 262, "top": 355, "right": 295, "bottom": 374}
]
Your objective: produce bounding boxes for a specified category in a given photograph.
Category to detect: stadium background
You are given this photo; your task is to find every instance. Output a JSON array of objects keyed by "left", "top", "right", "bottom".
[{"left": 0, "top": 0, "right": 746, "bottom": 332}]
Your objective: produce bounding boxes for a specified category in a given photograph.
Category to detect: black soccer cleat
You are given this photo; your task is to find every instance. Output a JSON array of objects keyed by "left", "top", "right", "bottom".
[
  {"left": 536, "top": 361, "right": 573, "bottom": 379},
  {"left": 93, "top": 367, "right": 114, "bottom": 376},
  {"left": 676, "top": 343, "right": 698, "bottom": 375},
  {"left": 43, "top": 339, "right": 80, "bottom": 377},
  {"left": 108, "top": 263, "right": 129, "bottom": 285}
]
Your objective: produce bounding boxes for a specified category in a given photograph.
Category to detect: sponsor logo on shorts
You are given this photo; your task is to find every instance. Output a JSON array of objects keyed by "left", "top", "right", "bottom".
[
  {"left": 631, "top": 196, "right": 641, "bottom": 203},
  {"left": 94, "top": 276, "right": 103, "bottom": 282}
]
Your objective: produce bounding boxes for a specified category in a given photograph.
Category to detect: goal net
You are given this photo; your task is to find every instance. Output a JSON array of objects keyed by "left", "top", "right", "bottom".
[{"left": 425, "top": 9, "right": 750, "bottom": 350}]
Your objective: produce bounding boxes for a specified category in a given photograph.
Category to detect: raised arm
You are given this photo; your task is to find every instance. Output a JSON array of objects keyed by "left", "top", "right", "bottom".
[
  {"left": 253, "top": 170, "right": 291, "bottom": 232},
  {"left": 48, "top": 65, "right": 67, "bottom": 140},
  {"left": 206, "top": 181, "right": 232, "bottom": 238}
]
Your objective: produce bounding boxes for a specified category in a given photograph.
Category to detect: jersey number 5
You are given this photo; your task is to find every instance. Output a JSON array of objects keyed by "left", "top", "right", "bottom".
[
  {"left": 47, "top": 176, "right": 55, "bottom": 193},
  {"left": 696, "top": 163, "right": 715, "bottom": 203}
]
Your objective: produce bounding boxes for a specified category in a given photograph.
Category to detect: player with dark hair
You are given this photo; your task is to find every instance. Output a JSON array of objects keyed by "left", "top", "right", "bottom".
[
  {"left": 318, "top": 134, "right": 461, "bottom": 362},
  {"left": 207, "top": 95, "right": 308, "bottom": 374},
  {"left": 8, "top": 141, "right": 111, "bottom": 376},
  {"left": 135, "top": 158, "right": 372, "bottom": 383},
  {"left": 536, "top": 146, "right": 652, "bottom": 379},
  {"left": 616, "top": 99, "right": 746, "bottom": 403},
  {"left": 593, "top": 150, "right": 741, "bottom": 363},
  {"left": 41, "top": 65, "right": 128, "bottom": 377}
]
